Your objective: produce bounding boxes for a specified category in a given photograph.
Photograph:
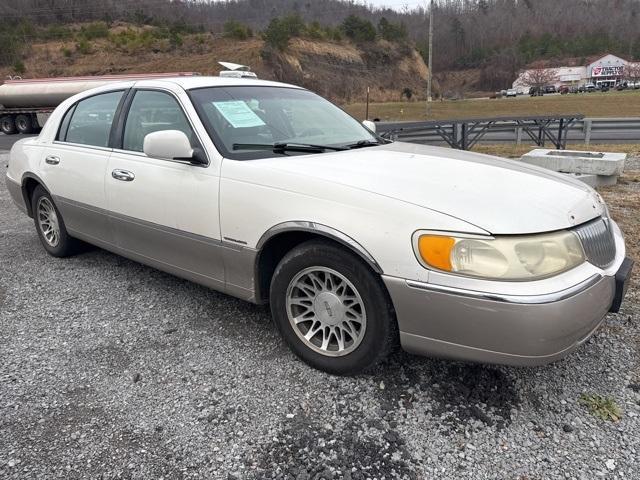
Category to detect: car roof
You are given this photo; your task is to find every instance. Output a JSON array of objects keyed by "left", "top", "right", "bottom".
[
  {"left": 56, "top": 76, "right": 307, "bottom": 118},
  {"left": 132, "top": 75, "right": 303, "bottom": 91}
]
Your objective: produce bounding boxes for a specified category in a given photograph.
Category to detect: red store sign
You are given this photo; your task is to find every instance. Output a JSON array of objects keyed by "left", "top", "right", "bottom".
[{"left": 592, "top": 66, "right": 624, "bottom": 77}]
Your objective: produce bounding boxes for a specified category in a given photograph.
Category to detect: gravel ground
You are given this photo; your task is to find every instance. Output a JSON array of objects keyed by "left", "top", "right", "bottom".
[{"left": 1, "top": 152, "right": 639, "bottom": 480}]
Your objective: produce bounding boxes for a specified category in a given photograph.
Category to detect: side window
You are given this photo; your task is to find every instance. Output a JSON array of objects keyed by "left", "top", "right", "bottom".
[
  {"left": 123, "top": 90, "right": 197, "bottom": 153},
  {"left": 64, "top": 91, "right": 123, "bottom": 147}
]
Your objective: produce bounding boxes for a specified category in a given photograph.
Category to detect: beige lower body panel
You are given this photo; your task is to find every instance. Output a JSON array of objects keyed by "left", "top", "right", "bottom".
[
  {"left": 54, "top": 195, "right": 258, "bottom": 303},
  {"left": 6, "top": 176, "right": 28, "bottom": 215}
]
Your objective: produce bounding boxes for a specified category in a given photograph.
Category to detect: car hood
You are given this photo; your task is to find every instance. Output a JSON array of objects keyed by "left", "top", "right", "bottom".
[{"left": 249, "top": 142, "right": 604, "bottom": 234}]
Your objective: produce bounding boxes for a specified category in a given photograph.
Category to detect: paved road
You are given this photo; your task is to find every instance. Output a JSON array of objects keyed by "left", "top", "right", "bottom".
[
  {"left": 0, "top": 134, "right": 36, "bottom": 150},
  {"left": 1, "top": 150, "right": 639, "bottom": 479}
]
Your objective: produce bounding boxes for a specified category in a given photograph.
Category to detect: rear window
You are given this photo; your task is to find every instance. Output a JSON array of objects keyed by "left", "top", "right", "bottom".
[{"left": 60, "top": 91, "right": 124, "bottom": 147}]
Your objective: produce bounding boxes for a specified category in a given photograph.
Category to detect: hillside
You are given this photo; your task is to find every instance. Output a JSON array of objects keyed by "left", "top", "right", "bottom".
[
  {"left": 5, "top": 0, "right": 640, "bottom": 92},
  {"left": 0, "top": 23, "right": 428, "bottom": 105}
]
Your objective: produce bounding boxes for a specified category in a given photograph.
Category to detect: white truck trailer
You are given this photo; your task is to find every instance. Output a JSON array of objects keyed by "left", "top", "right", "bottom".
[{"left": 0, "top": 72, "right": 199, "bottom": 135}]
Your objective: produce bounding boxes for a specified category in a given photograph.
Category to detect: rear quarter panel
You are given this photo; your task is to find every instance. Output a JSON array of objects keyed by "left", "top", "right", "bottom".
[{"left": 6, "top": 137, "right": 44, "bottom": 187}]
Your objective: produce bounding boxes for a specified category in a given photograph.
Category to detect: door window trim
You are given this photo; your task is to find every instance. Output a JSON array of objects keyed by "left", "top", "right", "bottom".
[
  {"left": 56, "top": 103, "right": 76, "bottom": 142},
  {"left": 113, "top": 87, "right": 210, "bottom": 167},
  {"left": 50, "top": 141, "right": 114, "bottom": 153},
  {"left": 53, "top": 89, "right": 128, "bottom": 149}
]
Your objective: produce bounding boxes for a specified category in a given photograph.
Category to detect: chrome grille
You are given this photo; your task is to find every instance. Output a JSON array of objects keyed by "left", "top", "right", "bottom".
[{"left": 574, "top": 217, "right": 616, "bottom": 268}]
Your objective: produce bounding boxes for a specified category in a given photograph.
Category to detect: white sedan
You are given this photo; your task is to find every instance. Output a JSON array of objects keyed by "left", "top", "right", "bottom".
[{"left": 5, "top": 76, "right": 633, "bottom": 374}]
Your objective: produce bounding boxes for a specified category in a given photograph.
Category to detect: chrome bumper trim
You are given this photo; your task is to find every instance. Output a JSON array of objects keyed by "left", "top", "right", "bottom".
[{"left": 405, "top": 273, "right": 602, "bottom": 305}]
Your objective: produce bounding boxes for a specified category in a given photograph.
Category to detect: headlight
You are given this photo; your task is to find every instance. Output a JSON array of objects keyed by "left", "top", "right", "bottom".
[{"left": 414, "top": 231, "right": 585, "bottom": 280}]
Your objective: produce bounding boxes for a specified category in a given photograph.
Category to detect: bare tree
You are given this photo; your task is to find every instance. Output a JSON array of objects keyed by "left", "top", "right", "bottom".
[
  {"left": 626, "top": 62, "right": 640, "bottom": 83},
  {"left": 518, "top": 67, "right": 558, "bottom": 90}
]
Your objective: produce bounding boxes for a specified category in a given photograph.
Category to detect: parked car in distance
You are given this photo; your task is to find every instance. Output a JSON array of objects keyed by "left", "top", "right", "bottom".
[
  {"left": 544, "top": 85, "right": 557, "bottom": 94},
  {"left": 585, "top": 83, "right": 596, "bottom": 92},
  {"left": 505, "top": 88, "right": 517, "bottom": 97},
  {"left": 559, "top": 86, "right": 570, "bottom": 95},
  {"left": 5, "top": 76, "right": 633, "bottom": 374},
  {"left": 529, "top": 86, "right": 544, "bottom": 97}
]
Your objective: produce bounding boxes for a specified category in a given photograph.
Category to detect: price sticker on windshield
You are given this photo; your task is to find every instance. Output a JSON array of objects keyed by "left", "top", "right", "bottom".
[{"left": 212, "top": 100, "right": 266, "bottom": 128}]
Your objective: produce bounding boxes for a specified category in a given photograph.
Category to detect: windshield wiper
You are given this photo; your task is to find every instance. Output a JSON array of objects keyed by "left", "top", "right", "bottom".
[
  {"left": 232, "top": 142, "right": 347, "bottom": 153},
  {"left": 344, "top": 140, "right": 383, "bottom": 149}
]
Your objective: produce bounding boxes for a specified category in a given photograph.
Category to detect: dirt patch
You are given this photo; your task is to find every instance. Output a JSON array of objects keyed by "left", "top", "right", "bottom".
[{"left": 291, "top": 38, "right": 362, "bottom": 63}]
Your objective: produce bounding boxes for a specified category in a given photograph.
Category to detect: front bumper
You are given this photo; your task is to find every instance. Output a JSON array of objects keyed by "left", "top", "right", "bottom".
[{"left": 383, "top": 257, "right": 633, "bottom": 366}]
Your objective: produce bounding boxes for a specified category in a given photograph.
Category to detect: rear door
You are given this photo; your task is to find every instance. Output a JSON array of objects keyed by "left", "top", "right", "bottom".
[
  {"left": 40, "top": 89, "right": 125, "bottom": 244},
  {"left": 105, "top": 87, "right": 224, "bottom": 287}
]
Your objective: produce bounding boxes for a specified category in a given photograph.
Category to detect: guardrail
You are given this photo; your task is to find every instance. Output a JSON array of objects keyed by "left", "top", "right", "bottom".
[{"left": 377, "top": 116, "right": 640, "bottom": 149}]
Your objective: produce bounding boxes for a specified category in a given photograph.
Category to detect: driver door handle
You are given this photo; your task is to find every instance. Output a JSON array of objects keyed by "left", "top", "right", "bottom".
[
  {"left": 45, "top": 155, "right": 60, "bottom": 165},
  {"left": 111, "top": 169, "right": 135, "bottom": 182}
]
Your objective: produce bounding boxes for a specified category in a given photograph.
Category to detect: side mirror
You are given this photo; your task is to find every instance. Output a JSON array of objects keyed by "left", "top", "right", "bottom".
[
  {"left": 362, "top": 120, "right": 377, "bottom": 133},
  {"left": 143, "top": 130, "right": 206, "bottom": 165}
]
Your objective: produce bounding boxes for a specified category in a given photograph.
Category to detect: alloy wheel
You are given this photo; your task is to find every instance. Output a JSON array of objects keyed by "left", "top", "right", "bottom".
[
  {"left": 286, "top": 266, "right": 367, "bottom": 357},
  {"left": 37, "top": 197, "right": 60, "bottom": 247}
]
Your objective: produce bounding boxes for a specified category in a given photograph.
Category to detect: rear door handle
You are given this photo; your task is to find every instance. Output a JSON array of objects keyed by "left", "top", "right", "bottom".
[
  {"left": 45, "top": 155, "right": 60, "bottom": 165},
  {"left": 111, "top": 169, "right": 135, "bottom": 182}
]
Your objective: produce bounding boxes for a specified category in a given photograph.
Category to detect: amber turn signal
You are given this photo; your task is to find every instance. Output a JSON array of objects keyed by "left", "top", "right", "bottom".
[{"left": 417, "top": 235, "right": 455, "bottom": 271}]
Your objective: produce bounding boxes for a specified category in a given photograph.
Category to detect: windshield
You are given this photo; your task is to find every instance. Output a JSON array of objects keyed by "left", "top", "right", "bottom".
[{"left": 188, "top": 86, "right": 377, "bottom": 160}]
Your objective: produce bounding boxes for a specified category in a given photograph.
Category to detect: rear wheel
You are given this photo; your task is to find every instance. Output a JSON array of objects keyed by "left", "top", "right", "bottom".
[
  {"left": 15, "top": 114, "right": 34, "bottom": 134},
  {"left": 270, "top": 239, "right": 397, "bottom": 375},
  {"left": 0, "top": 115, "right": 17, "bottom": 135},
  {"left": 31, "top": 185, "right": 82, "bottom": 257}
]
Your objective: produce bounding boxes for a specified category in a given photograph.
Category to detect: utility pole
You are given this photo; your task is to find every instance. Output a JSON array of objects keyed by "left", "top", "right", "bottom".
[
  {"left": 365, "top": 86, "right": 370, "bottom": 121},
  {"left": 426, "top": 0, "right": 434, "bottom": 118}
]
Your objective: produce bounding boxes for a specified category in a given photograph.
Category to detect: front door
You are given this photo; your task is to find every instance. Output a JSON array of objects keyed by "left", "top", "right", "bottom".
[{"left": 105, "top": 88, "right": 224, "bottom": 287}]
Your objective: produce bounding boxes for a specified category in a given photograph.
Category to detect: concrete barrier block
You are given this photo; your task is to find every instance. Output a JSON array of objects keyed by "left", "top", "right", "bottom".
[
  {"left": 520, "top": 149, "right": 626, "bottom": 176},
  {"left": 563, "top": 172, "right": 618, "bottom": 187}
]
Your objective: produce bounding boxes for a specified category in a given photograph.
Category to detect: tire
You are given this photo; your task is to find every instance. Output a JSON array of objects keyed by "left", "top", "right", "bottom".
[
  {"left": 270, "top": 239, "right": 397, "bottom": 375},
  {"left": 31, "top": 185, "right": 82, "bottom": 257},
  {"left": 15, "top": 114, "right": 34, "bottom": 134},
  {"left": 0, "top": 115, "right": 17, "bottom": 135}
]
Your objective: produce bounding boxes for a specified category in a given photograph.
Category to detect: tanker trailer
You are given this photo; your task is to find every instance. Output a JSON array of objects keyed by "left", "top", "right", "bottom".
[{"left": 0, "top": 72, "right": 199, "bottom": 135}]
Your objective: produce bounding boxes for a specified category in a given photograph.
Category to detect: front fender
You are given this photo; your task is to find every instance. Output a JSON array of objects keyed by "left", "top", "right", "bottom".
[{"left": 256, "top": 221, "right": 382, "bottom": 274}]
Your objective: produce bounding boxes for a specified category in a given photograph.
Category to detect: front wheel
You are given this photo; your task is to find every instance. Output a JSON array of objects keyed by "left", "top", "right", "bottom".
[{"left": 270, "top": 239, "right": 397, "bottom": 375}]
